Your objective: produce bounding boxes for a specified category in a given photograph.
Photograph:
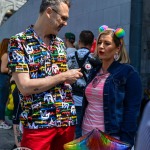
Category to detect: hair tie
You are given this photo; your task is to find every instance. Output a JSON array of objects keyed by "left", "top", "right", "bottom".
[
  {"left": 99, "top": 25, "right": 108, "bottom": 33},
  {"left": 114, "top": 28, "right": 125, "bottom": 39}
]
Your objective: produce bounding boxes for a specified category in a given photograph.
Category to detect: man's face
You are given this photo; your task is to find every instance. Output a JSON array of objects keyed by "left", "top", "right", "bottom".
[{"left": 46, "top": 2, "right": 69, "bottom": 35}]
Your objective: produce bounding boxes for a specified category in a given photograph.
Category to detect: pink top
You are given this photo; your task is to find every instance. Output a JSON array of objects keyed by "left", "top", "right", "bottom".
[{"left": 82, "top": 72, "right": 110, "bottom": 135}]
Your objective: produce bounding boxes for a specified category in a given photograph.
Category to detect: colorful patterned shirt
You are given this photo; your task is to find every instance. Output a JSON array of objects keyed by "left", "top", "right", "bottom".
[{"left": 8, "top": 25, "right": 77, "bottom": 129}]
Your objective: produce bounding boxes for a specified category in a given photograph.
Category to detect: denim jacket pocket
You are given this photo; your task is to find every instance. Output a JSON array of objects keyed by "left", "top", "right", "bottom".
[{"left": 113, "top": 77, "right": 126, "bottom": 92}]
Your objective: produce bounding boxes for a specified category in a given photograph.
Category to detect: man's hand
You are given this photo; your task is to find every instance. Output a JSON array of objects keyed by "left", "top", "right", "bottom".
[
  {"left": 12, "top": 69, "right": 83, "bottom": 96},
  {"left": 64, "top": 68, "right": 83, "bottom": 84}
]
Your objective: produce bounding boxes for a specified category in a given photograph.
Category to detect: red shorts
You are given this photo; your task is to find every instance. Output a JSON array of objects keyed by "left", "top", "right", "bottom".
[{"left": 21, "top": 126, "right": 75, "bottom": 150}]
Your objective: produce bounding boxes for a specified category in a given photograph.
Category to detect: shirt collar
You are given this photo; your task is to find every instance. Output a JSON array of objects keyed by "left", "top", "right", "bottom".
[{"left": 26, "top": 25, "right": 56, "bottom": 40}]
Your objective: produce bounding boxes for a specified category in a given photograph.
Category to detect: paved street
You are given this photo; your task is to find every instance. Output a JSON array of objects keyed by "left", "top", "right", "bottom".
[
  {"left": 0, "top": 128, "right": 14, "bottom": 150},
  {"left": 0, "top": 118, "right": 15, "bottom": 150}
]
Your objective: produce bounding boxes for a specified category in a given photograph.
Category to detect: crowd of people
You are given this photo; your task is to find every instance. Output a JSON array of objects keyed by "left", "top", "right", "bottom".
[
  {"left": 0, "top": 0, "right": 149, "bottom": 150},
  {"left": 0, "top": 38, "right": 11, "bottom": 130}
]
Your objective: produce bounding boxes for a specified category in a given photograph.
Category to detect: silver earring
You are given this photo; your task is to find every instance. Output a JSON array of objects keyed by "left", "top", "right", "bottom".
[{"left": 114, "top": 52, "right": 119, "bottom": 61}]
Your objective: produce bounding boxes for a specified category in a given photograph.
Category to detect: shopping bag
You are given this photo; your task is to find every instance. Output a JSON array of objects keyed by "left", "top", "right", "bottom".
[{"left": 64, "top": 128, "right": 131, "bottom": 150}]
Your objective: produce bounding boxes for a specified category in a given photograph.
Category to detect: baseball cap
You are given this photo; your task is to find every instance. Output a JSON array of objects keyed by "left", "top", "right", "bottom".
[{"left": 65, "top": 32, "right": 75, "bottom": 43}]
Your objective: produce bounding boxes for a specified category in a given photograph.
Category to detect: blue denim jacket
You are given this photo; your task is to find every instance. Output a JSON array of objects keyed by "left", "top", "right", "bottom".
[{"left": 81, "top": 61, "right": 142, "bottom": 146}]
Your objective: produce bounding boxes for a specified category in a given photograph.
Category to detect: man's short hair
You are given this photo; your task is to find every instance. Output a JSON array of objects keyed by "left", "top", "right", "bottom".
[
  {"left": 79, "top": 30, "right": 94, "bottom": 46},
  {"left": 65, "top": 32, "right": 75, "bottom": 44},
  {"left": 39, "top": 0, "right": 70, "bottom": 14}
]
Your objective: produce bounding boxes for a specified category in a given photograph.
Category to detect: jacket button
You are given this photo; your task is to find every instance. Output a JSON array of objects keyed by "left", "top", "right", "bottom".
[{"left": 104, "top": 93, "right": 108, "bottom": 95}]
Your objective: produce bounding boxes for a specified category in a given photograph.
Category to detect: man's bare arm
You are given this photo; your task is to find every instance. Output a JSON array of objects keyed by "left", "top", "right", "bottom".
[{"left": 13, "top": 68, "right": 82, "bottom": 96}]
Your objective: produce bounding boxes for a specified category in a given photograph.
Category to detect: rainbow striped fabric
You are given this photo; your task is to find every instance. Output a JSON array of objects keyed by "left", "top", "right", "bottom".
[{"left": 64, "top": 128, "right": 131, "bottom": 150}]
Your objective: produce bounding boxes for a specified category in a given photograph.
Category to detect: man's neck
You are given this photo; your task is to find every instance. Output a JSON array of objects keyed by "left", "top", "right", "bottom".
[
  {"left": 34, "top": 23, "right": 47, "bottom": 39},
  {"left": 34, "top": 18, "right": 51, "bottom": 45},
  {"left": 79, "top": 44, "right": 91, "bottom": 50},
  {"left": 66, "top": 42, "right": 74, "bottom": 48}
]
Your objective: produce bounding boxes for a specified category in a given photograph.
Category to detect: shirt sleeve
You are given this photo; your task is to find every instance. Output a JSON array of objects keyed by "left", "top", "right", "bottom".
[
  {"left": 8, "top": 35, "right": 29, "bottom": 73},
  {"left": 136, "top": 101, "right": 150, "bottom": 150}
]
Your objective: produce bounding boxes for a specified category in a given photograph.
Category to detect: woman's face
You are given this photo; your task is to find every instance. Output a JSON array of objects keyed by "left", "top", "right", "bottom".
[{"left": 97, "top": 34, "right": 119, "bottom": 63}]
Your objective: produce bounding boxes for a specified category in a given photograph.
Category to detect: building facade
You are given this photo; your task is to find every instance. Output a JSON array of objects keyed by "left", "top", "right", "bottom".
[{"left": 0, "top": 0, "right": 28, "bottom": 25}]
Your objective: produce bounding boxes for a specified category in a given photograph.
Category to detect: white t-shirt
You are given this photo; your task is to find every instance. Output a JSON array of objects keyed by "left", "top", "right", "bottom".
[{"left": 66, "top": 47, "right": 77, "bottom": 57}]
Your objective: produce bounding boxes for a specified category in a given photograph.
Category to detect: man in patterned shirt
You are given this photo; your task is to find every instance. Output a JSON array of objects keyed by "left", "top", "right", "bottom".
[{"left": 8, "top": 0, "right": 83, "bottom": 149}]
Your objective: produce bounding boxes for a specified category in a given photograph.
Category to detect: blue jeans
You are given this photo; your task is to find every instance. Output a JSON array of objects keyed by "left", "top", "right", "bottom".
[
  {"left": 75, "top": 106, "right": 82, "bottom": 139},
  {"left": 0, "top": 73, "right": 10, "bottom": 120}
]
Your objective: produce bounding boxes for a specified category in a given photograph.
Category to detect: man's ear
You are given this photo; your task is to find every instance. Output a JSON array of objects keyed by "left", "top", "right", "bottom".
[
  {"left": 78, "top": 40, "right": 81, "bottom": 46},
  {"left": 46, "top": 7, "right": 53, "bottom": 17}
]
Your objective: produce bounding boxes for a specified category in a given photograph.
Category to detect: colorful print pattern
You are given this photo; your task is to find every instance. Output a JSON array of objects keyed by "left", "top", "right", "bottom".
[{"left": 8, "top": 26, "right": 77, "bottom": 129}]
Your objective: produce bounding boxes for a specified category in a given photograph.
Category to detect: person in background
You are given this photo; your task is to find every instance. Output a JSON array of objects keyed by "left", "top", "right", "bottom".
[
  {"left": 81, "top": 25, "right": 142, "bottom": 148},
  {"left": 136, "top": 101, "right": 150, "bottom": 150},
  {"left": 139, "top": 87, "right": 150, "bottom": 122},
  {"left": 67, "top": 30, "right": 100, "bottom": 138},
  {"left": 8, "top": 0, "right": 83, "bottom": 150},
  {"left": 0, "top": 38, "right": 12, "bottom": 130},
  {"left": 11, "top": 80, "right": 22, "bottom": 149},
  {"left": 74, "top": 41, "right": 79, "bottom": 50},
  {"left": 90, "top": 38, "right": 97, "bottom": 53},
  {"left": 64, "top": 32, "right": 77, "bottom": 57}
]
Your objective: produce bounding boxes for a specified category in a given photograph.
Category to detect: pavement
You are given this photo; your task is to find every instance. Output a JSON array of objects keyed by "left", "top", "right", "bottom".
[{"left": 0, "top": 117, "right": 15, "bottom": 150}]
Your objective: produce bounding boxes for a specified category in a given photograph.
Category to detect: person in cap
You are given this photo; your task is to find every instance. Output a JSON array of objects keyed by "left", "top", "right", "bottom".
[{"left": 64, "top": 32, "right": 77, "bottom": 57}]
